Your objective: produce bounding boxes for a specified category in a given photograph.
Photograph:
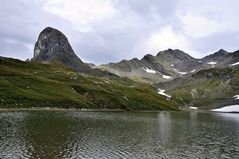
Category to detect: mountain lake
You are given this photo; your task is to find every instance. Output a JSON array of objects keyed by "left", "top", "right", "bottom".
[{"left": 0, "top": 110, "right": 239, "bottom": 158}]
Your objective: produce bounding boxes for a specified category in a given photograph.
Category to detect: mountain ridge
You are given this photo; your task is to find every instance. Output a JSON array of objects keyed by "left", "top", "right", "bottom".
[{"left": 100, "top": 48, "right": 239, "bottom": 83}]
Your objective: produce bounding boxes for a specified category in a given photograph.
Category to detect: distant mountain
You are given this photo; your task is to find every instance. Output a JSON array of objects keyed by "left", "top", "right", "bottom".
[
  {"left": 201, "top": 49, "right": 229, "bottom": 62},
  {"left": 99, "top": 49, "right": 193, "bottom": 83},
  {"left": 156, "top": 49, "right": 195, "bottom": 62},
  {"left": 32, "top": 27, "right": 92, "bottom": 73},
  {"left": 211, "top": 50, "right": 239, "bottom": 68},
  {"left": 100, "top": 49, "right": 239, "bottom": 83}
]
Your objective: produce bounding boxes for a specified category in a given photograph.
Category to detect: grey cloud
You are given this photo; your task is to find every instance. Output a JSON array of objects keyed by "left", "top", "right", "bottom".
[
  {"left": 71, "top": 29, "right": 139, "bottom": 64},
  {"left": 70, "top": 0, "right": 183, "bottom": 64},
  {"left": 192, "top": 32, "right": 239, "bottom": 55},
  {"left": 0, "top": 0, "right": 72, "bottom": 60},
  {"left": 0, "top": 0, "right": 239, "bottom": 64},
  {"left": 0, "top": 38, "right": 31, "bottom": 59},
  {"left": 121, "top": 0, "right": 179, "bottom": 17}
]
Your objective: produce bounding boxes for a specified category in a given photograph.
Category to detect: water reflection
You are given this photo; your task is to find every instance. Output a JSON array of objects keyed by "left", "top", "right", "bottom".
[
  {"left": 0, "top": 111, "right": 239, "bottom": 158},
  {"left": 0, "top": 112, "right": 31, "bottom": 158},
  {"left": 212, "top": 112, "right": 239, "bottom": 123},
  {"left": 157, "top": 112, "right": 171, "bottom": 146}
]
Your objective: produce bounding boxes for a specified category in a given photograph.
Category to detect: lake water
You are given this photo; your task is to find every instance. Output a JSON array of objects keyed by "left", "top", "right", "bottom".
[{"left": 0, "top": 111, "right": 239, "bottom": 159}]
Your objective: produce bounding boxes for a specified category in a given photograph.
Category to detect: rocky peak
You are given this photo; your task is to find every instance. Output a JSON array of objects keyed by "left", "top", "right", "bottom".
[
  {"left": 142, "top": 54, "right": 154, "bottom": 61},
  {"left": 202, "top": 49, "right": 229, "bottom": 62},
  {"left": 156, "top": 49, "right": 195, "bottom": 62},
  {"left": 217, "top": 49, "right": 228, "bottom": 55},
  {"left": 32, "top": 27, "right": 91, "bottom": 73},
  {"left": 130, "top": 58, "right": 140, "bottom": 62},
  {"left": 33, "top": 27, "right": 77, "bottom": 61},
  {"left": 210, "top": 49, "right": 228, "bottom": 57}
]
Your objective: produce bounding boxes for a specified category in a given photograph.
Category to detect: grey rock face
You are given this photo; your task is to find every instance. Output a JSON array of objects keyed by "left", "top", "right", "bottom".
[
  {"left": 202, "top": 49, "right": 228, "bottom": 62},
  {"left": 32, "top": 27, "right": 91, "bottom": 73},
  {"left": 156, "top": 49, "right": 195, "bottom": 62}
]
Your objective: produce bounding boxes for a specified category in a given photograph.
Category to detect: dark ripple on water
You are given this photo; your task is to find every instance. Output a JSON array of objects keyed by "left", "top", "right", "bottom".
[{"left": 0, "top": 111, "right": 239, "bottom": 158}]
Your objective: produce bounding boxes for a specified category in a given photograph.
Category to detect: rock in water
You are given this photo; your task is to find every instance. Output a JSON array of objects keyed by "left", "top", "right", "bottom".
[{"left": 32, "top": 27, "right": 91, "bottom": 73}]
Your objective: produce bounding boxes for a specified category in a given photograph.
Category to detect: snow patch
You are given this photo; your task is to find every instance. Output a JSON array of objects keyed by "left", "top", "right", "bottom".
[
  {"left": 142, "top": 67, "right": 156, "bottom": 74},
  {"left": 158, "top": 89, "right": 171, "bottom": 98},
  {"left": 158, "top": 72, "right": 172, "bottom": 79},
  {"left": 190, "top": 70, "right": 196, "bottom": 73},
  {"left": 173, "top": 68, "right": 187, "bottom": 75},
  {"left": 211, "top": 105, "right": 239, "bottom": 113},
  {"left": 234, "top": 95, "right": 239, "bottom": 100},
  {"left": 190, "top": 107, "right": 198, "bottom": 110},
  {"left": 208, "top": 61, "right": 217, "bottom": 65},
  {"left": 162, "top": 75, "right": 172, "bottom": 79},
  {"left": 229, "top": 62, "right": 239, "bottom": 66},
  {"left": 178, "top": 71, "right": 187, "bottom": 75}
]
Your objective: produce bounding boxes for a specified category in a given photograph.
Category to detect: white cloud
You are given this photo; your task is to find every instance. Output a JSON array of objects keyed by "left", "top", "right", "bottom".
[
  {"left": 147, "top": 26, "right": 189, "bottom": 52},
  {"left": 132, "top": 26, "right": 201, "bottom": 57},
  {"left": 177, "top": 0, "right": 239, "bottom": 38},
  {"left": 43, "top": 0, "right": 117, "bottom": 32},
  {"left": 1, "top": 0, "right": 239, "bottom": 63},
  {"left": 178, "top": 13, "right": 227, "bottom": 38}
]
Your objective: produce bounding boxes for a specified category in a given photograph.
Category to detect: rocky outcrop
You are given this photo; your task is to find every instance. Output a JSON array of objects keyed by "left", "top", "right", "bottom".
[{"left": 32, "top": 27, "right": 92, "bottom": 73}]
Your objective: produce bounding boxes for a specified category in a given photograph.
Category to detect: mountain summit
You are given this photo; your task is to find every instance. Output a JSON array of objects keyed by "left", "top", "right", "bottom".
[
  {"left": 156, "top": 49, "right": 195, "bottom": 62},
  {"left": 32, "top": 27, "right": 91, "bottom": 73},
  {"left": 202, "top": 49, "right": 229, "bottom": 62}
]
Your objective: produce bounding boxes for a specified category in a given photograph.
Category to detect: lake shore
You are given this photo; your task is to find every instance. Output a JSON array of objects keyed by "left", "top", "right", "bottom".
[
  {"left": 1, "top": 107, "right": 237, "bottom": 113},
  {"left": 0, "top": 107, "right": 163, "bottom": 112},
  {"left": 0, "top": 107, "right": 183, "bottom": 113},
  {"left": 0, "top": 107, "right": 126, "bottom": 112}
]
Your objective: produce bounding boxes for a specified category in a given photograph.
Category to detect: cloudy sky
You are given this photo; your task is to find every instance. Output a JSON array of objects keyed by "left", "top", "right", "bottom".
[{"left": 0, "top": 0, "right": 239, "bottom": 64}]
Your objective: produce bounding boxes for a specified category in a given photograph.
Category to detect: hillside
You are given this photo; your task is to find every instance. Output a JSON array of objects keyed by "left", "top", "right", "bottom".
[
  {"left": 156, "top": 67, "right": 239, "bottom": 109},
  {"left": 0, "top": 56, "right": 177, "bottom": 111}
]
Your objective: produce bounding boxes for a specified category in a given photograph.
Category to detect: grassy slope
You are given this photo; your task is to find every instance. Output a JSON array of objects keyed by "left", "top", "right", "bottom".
[
  {"left": 167, "top": 68, "right": 239, "bottom": 109},
  {"left": 0, "top": 57, "right": 177, "bottom": 111}
]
